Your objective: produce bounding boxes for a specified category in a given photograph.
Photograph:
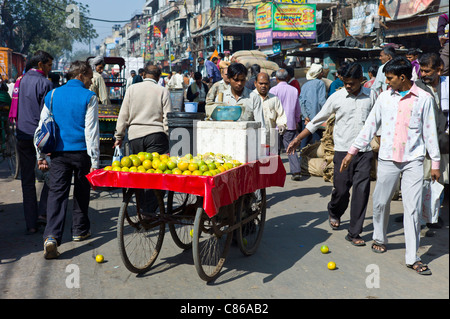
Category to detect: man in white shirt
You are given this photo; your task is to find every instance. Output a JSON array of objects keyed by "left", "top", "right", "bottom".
[
  {"left": 253, "top": 72, "right": 287, "bottom": 155},
  {"left": 287, "top": 63, "right": 377, "bottom": 245},
  {"left": 206, "top": 61, "right": 230, "bottom": 104},
  {"left": 341, "top": 56, "right": 440, "bottom": 275},
  {"left": 372, "top": 46, "right": 396, "bottom": 93},
  {"left": 126, "top": 70, "right": 136, "bottom": 89},
  {"left": 168, "top": 70, "right": 184, "bottom": 89},
  {"left": 207, "top": 63, "right": 267, "bottom": 145}
]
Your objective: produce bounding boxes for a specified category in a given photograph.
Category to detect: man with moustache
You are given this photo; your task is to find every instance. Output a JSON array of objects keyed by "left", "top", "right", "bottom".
[
  {"left": 254, "top": 72, "right": 287, "bottom": 154},
  {"left": 415, "top": 52, "right": 449, "bottom": 227}
]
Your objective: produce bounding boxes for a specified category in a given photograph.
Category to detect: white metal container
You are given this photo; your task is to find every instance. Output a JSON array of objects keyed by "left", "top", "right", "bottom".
[{"left": 195, "top": 121, "right": 262, "bottom": 163}]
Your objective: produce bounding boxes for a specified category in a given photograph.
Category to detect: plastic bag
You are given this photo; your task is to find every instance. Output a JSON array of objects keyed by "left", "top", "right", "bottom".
[
  {"left": 113, "top": 146, "right": 123, "bottom": 163},
  {"left": 421, "top": 180, "right": 444, "bottom": 224}
]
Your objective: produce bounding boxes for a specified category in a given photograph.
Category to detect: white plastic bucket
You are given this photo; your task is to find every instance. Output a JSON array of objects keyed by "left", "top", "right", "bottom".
[{"left": 184, "top": 102, "right": 198, "bottom": 112}]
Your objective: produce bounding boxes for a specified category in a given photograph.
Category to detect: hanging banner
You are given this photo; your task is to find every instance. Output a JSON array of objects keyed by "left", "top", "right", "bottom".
[{"left": 153, "top": 25, "right": 162, "bottom": 38}]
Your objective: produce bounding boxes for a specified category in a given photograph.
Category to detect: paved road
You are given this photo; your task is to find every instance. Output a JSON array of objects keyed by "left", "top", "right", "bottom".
[{"left": 0, "top": 155, "right": 448, "bottom": 302}]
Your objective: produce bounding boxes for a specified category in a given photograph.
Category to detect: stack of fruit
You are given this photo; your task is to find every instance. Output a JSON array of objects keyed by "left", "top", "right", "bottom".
[{"left": 103, "top": 152, "right": 242, "bottom": 176}]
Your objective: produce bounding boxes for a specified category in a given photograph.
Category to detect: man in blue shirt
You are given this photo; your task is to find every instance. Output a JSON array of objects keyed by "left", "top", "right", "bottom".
[
  {"left": 299, "top": 63, "right": 327, "bottom": 150},
  {"left": 328, "top": 62, "right": 348, "bottom": 97},
  {"left": 205, "top": 56, "right": 222, "bottom": 85},
  {"left": 16, "top": 50, "right": 53, "bottom": 234}
]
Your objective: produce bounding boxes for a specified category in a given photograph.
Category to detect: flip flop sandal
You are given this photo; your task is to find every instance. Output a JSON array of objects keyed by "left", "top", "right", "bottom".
[
  {"left": 328, "top": 216, "right": 340, "bottom": 230},
  {"left": 407, "top": 262, "right": 432, "bottom": 275},
  {"left": 345, "top": 234, "right": 366, "bottom": 246},
  {"left": 371, "top": 242, "right": 387, "bottom": 253}
]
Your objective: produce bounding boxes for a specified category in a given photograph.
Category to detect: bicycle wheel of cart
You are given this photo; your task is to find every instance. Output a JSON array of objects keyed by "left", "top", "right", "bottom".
[
  {"left": 167, "top": 191, "right": 199, "bottom": 250},
  {"left": 6, "top": 123, "right": 19, "bottom": 179},
  {"left": 117, "top": 188, "right": 166, "bottom": 274},
  {"left": 236, "top": 189, "right": 266, "bottom": 256},
  {"left": 192, "top": 203, "right": 235, "bottom": 282}
]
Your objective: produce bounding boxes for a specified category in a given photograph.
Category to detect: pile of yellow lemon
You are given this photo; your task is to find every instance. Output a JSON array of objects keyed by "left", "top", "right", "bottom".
[{"left": 103, "top": 152, "right": 242, "bottom": 176}]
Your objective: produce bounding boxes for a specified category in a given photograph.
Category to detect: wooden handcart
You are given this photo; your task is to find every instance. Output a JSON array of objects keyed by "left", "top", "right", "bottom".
[{"left": 86, "top": 155, "right": 286, "bottom": 282}]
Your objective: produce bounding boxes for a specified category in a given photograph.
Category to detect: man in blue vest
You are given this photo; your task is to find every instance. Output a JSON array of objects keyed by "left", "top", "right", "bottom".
[{"left": 36, "top": 61, "right": 100, "bottom": 259}]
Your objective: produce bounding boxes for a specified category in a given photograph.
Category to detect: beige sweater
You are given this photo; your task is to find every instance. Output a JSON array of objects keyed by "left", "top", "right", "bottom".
[{"left": 115, "top": 78, "right": 172, "bottom": 141}]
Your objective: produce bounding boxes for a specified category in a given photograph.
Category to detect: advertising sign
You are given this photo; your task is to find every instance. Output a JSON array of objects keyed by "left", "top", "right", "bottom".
[
  {"left": 255, "top": 3, "right": 317, "bottom": 45},
  {"left": 154, "top": 50, "right": 165, "bottom": 61},
  {"left": 272, "top": 30, "right": 316, "bottom": 40},
  {"left": 256, "top": 29, "right": 273, "bottom": 46},
  {"left": 272, "top": 3, "right": 316, "bottom": 31},
  {"left": 255, "top": 3, "right": 273, "bottom": 30}
]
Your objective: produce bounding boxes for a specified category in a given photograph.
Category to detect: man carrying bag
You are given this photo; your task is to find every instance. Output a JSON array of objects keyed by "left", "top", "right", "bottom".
[{"left": 35, "top": 61, "right": 100, "bottom": 259}]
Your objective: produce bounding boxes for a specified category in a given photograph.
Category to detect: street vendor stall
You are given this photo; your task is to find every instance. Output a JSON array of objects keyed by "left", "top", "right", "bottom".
[
  {"left": 86, "top": 103, "right": 286, "bottom": 281},
  {"left": 87, "top": 155, "right": 285, "bottom": 282}
]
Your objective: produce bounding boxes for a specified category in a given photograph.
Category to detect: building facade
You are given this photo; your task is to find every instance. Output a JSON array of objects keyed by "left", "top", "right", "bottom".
[{"left": 96, "top": 0, "right": 448, "bottom": 73}]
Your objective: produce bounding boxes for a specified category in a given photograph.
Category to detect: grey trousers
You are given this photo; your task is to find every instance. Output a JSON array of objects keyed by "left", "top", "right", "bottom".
[
  {"left": 282, "top": 130, "right": 301, "bottom": 174},
  {"left": 372, "top": 158, "right": 424, "bottom": 265},
  {"left": 440, "top": 42, "right": 449, "bottom": 76}
]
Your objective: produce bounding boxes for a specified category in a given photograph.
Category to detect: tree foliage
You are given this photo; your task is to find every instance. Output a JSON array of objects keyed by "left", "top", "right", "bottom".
[{"left": 0, "top": 0, "right": 97, "bottom": 57}]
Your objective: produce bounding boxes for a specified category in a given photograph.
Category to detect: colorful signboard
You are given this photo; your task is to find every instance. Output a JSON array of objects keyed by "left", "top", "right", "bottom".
[
  {"left": 255, "top": 29, "right": 273, "bottom": 46},
  {"left": 154, "top": 50, "right": 165, "bottom": 61},
  {"left": 272, "top": 4, "right": 316, "bottom": 32},
  {"left": 255, "top": 3, "right": 316, "bottom": 45},
  {"left": 274, "top": 0, "right": 306, "bottom": 3},
  {"left": 255, "top": 3, "right": 273, "bottom": 30}
]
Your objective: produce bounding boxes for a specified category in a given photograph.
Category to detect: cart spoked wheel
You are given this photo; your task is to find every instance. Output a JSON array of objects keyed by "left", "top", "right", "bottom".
[
  {"left": 167, "top": 191, "right": 199, "bottom": 250},
  {"left": 235, "top": 189, "right": 266, "bottom": 256},
  {"left": 192, "top": 201, "right": 236, "bottom": 282},
  {"left": 5, "top": 123, "right": 19, "bottom": 179},
  {"left": 117, "top": 188, "right": 166, "bottom": 274}
]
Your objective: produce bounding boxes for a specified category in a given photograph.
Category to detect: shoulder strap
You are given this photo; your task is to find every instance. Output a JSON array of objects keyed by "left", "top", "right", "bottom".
[{"left": 49, "top": 89, "right": 55, "bottom": 115}]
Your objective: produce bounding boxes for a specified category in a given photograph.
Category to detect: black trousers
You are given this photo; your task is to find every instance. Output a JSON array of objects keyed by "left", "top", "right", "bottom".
[
  {"left": 17, "top": 139, "right": 49, "bottom": 230},
  {"left": 328, "top": 151, "right": 373, "bottom": 238},
  {"left": 129, "top": 132, "right": 169, "bottom": 156},
  {"left": 130, "top": 132, "right": 169, "bottom": 214},
  {"left": 43, "top": 151, "right": 91, "bottom": 245}
]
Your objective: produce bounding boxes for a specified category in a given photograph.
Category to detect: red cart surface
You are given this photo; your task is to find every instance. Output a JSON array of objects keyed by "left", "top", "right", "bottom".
[{"left": 86, "top": 155, "right": 286, "bottom": 217}]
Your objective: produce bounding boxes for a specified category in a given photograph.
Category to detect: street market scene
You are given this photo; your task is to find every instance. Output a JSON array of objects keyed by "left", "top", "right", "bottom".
[{"left": 0, "top": 0, "right": 449, "bottom": 303}]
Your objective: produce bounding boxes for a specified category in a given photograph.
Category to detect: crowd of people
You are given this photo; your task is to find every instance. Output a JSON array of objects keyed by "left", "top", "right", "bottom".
[
  {"left": 286, "top": 51, "right": 448, "bottom": 276},
  {"left": 1, "top": 37, "right": 448, "bottom": 277}
]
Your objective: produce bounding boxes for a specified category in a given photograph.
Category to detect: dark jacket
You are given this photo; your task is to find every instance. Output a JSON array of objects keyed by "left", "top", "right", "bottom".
[
  {"left": 415, "top": 78, "right": 449, "bottom": 154},
  {"left": 16, "top": 69, "right": 53, "bottom": 140},
  {"left": 186, "top": 82, "right": 209, "bottom": 102}
]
